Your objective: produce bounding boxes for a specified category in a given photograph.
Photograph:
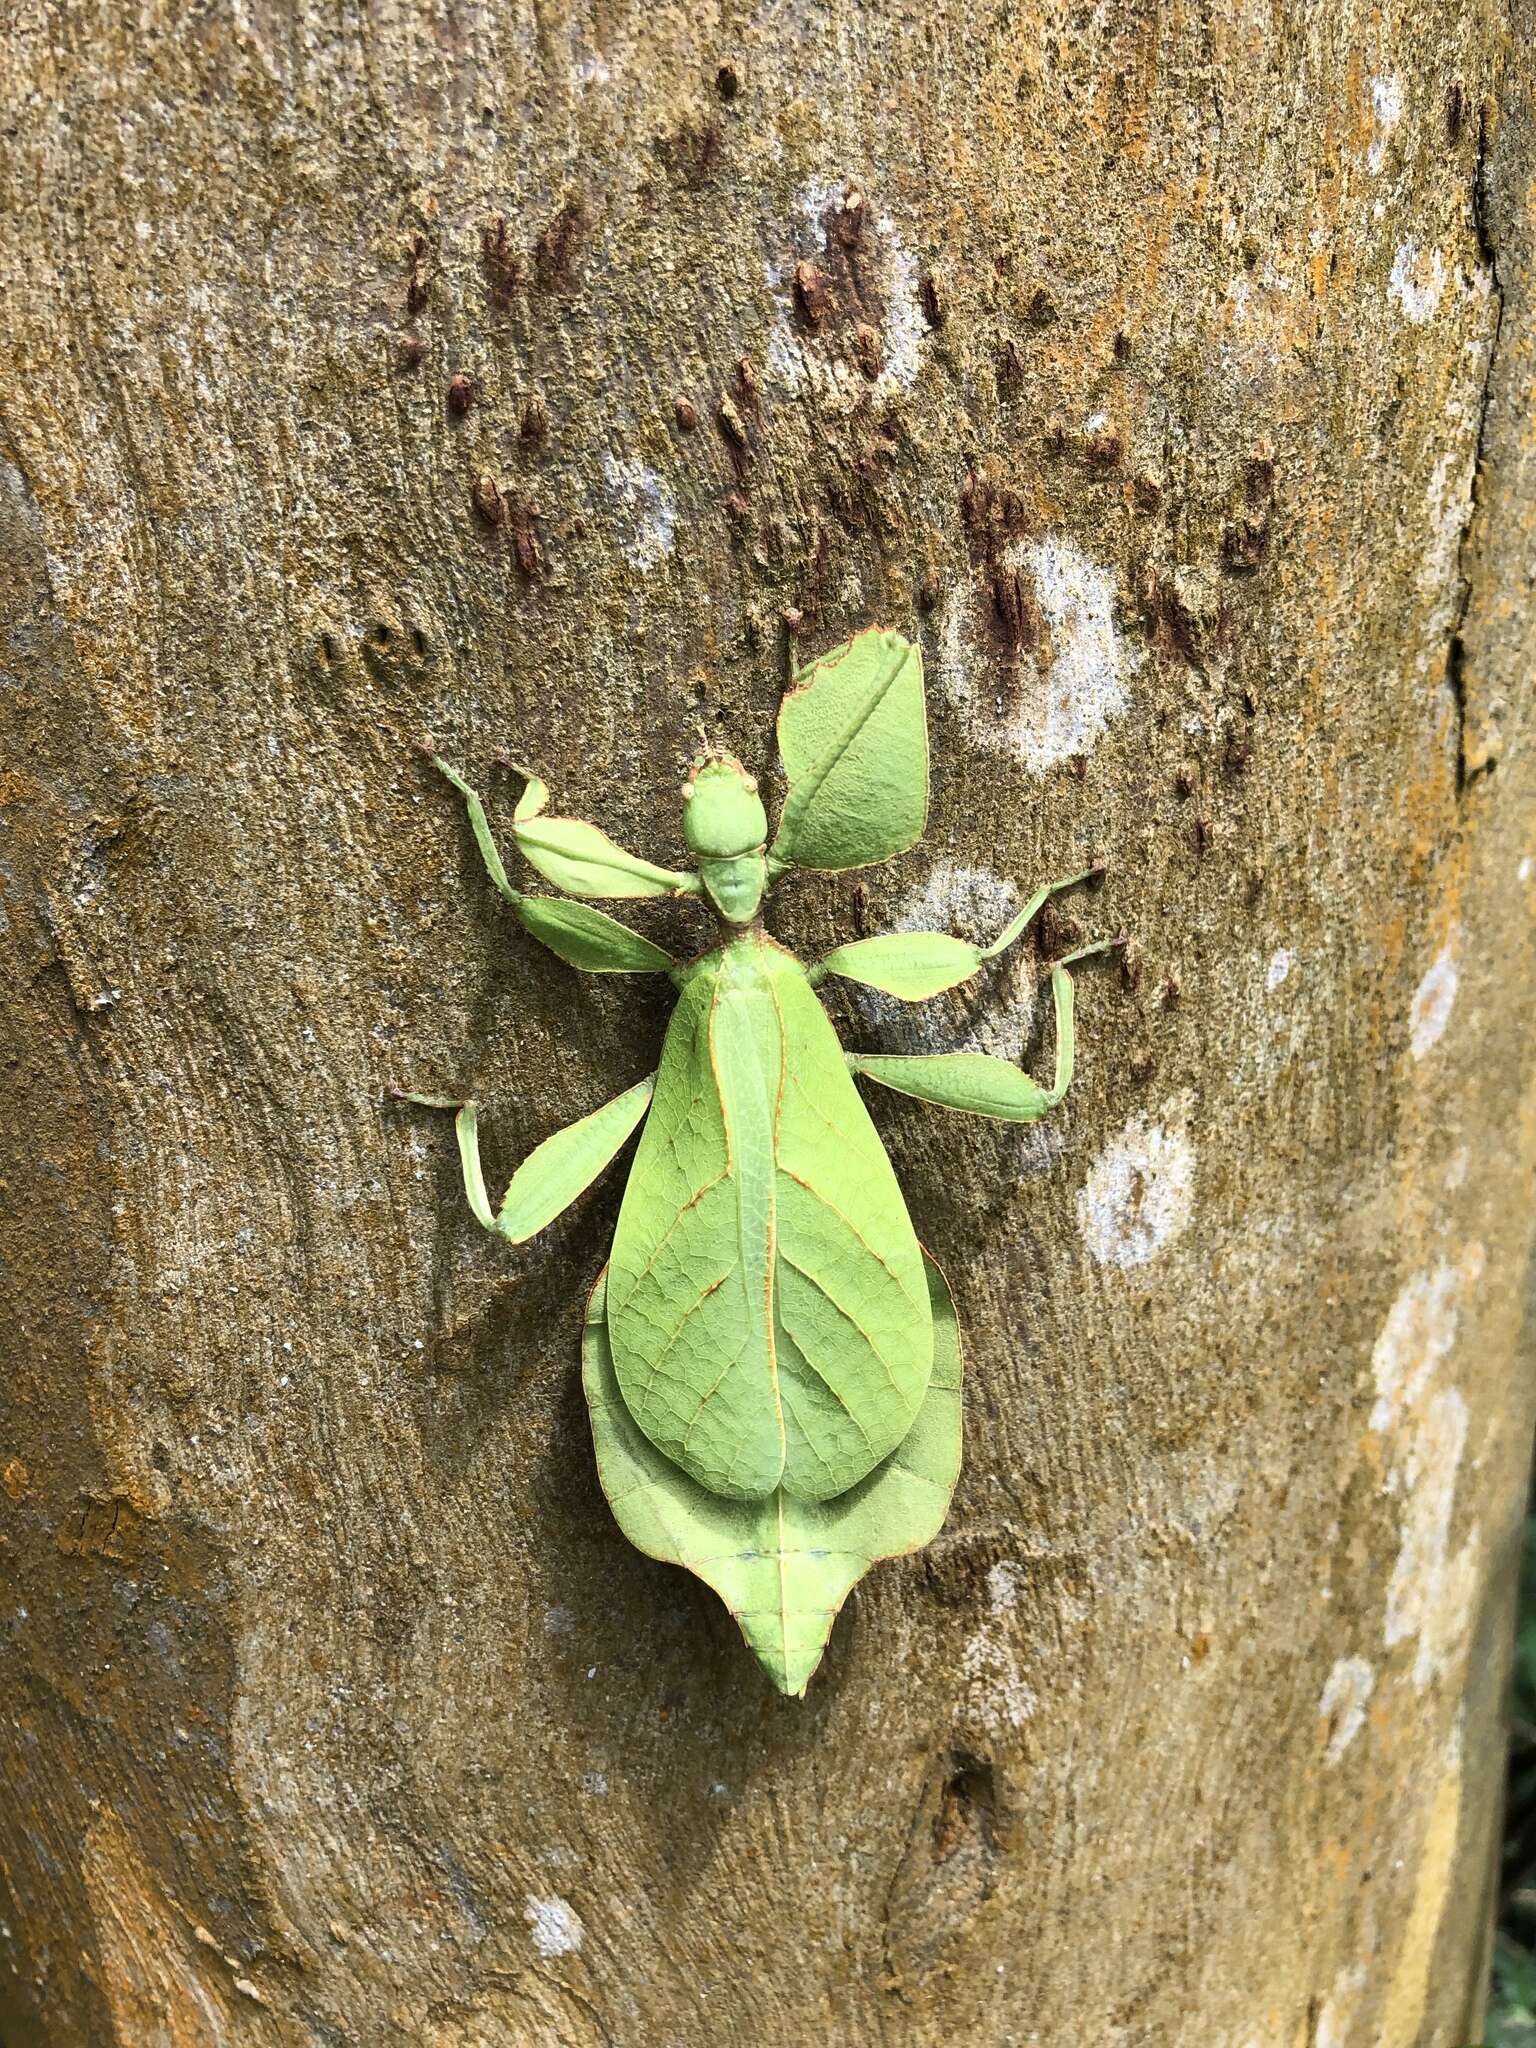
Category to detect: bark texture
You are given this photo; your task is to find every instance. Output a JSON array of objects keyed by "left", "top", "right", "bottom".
[{"left": 3, "top": 4, "right": 1535, "bottom": 2043}]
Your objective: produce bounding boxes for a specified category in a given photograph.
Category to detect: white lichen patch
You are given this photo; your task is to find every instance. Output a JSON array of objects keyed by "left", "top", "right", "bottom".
[
  {"left": 940, "top": 536, "right": 1137, "bottom": 776},
  {"left": 1316, "top": 1964, "right": 1368, "bottom": 2048},
  {"left": 874, "top": 213, "right": 925, "bottom": 387},
  {"left": 1077, "top": 1100, "right": 1196, "bottom": 1268},
  {"left": 1385, "top": 1386, "right": 1479, "bottom": 1688},
  {"left": 1415, "top": 444, "right": 1479, "bottom": 671},
  {"left": 1370, "top": 1258, "right": 1463, "bottom": 1433},
  {"left": 1265, "top": 947, "right": 1293, "bottom": 992},
  {"left": 955, "top": 1554, "right": 1041, "bottom": 1733},
  {"left": 1370, "top": 1248, "right": 1485, "bottom": 1688},
  {"left": 1519, "top": 854, "right": 1534, "bottom": 883},
  {"left": 986, "top": 1559, "right": 1028, "bottom": 1612},
  {"left": 523, "top": 1893, "right": 584, "bottom": 1957},
  {"left": 895, "top": 859, "right": 1019, "bottom": 945},
  {"left": 1318, "top": 1655, "right": 1375, "bottom": 1764},
  {"left": 1389, "top": 239, "right": 1447, "bottom": 324},
  {"left": 600, "top": 454, "right": 676, "bottom": 571},
  {"left": 959, "top": 1624, "right": 1036, "bottom": 1733},
  {"left": 1409, "top": 939, "right": 1458, "bottom": 1060},
  {"left": 1366, "top": 75, "right": 1404, "bottom": 173}
]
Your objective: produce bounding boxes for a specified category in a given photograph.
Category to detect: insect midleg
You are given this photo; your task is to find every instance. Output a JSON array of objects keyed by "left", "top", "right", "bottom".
[
  {"left": 1027, "top": 936, "right": 1125, "bottom": 1107},
  {"left": 392, "top": 1076, "right": 655, "bottom": 1242},
  {"left": 808, "top": 865, "right": 1105, "bottom": 996},
  {"left": 847, "top": 937, "right": 1121, "bottom": 1122}
]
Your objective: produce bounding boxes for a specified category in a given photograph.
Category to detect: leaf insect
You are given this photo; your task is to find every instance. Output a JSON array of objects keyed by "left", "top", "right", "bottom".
[{"left": 397, "top": 629, "right": 1119, "bottom": 1695}]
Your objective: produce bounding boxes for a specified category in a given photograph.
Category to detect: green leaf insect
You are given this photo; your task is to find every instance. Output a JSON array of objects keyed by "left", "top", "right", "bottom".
[{"left": 398, "top": 626, "right": 1119, "bottom": 1696}]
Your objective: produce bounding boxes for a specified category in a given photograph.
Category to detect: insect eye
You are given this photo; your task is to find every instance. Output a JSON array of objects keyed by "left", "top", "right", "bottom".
[
  {"left": 743, "top": 775, "right": 758, "bottom": 793},
  {"left": 681, "top": 781, "right": 696, "bottom": 800}
]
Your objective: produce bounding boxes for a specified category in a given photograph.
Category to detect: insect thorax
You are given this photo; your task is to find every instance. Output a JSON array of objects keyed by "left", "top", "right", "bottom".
[
  {"left": 680, "top": 755, "right": 768, "bottom": 925},
  {"left": 697, "top": 850, "right": 767, "bottom": 925}
]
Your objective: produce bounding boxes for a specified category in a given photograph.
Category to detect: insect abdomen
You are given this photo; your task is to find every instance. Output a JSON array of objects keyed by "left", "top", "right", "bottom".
[{"left": 607, "top": 934, "right": 933, "bottom": 1503}]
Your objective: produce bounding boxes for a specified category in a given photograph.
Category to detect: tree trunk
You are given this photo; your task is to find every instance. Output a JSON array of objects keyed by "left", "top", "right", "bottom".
[{"left": 3, "top": 3, "right": 1535, "bottom": 2042}]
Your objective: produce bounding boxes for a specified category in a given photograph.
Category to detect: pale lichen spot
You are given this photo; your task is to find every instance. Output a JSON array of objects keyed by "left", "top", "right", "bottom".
[
  {"left": 1366, "top": 75, "right": 1403, "bottom": 173},
  {"left": 601, "top": 454, "right": 676, "bottom": 571},
  {"left": 960, "top": 1620, "right": 1036, "bottom": 1733},
  {"left": 1316, "top": 1963, "right": 1368, "bottom": 2048},
  {"left": 986, "top": 1559, "right": 1028, "bottom": 1611},
  {"left": 1371, "top": 1249, "right": 1484, "bottom": 1688},
  {"left": 1415, "top": 447, "right": 1476, "bottom": 670},
  {"left": 874, "top": 213, "right": 925, "bottom": 387},
  {"left": 1370, "top": 1258, "right": 1463, "bottom": 1433},
  {"left": 1519, "top": 854, "right": 1534, "bottom": 883},
  {"left": 1318, "top": 1655, "right": 1375, "bottom": 1764},
  {"left": 1389, "top": 238, "right": 1447, "bottom": 324},
  {"left": 1077, "top": 1101, "right": 1196, "bottom": 1268},
  {"left": 763, "top": 181, "right": 927, "bottom": 404},
  {"left": 571, "top": 39, "right": 611, "bottom": 88},
  {"left": 1385, "top": 1385, "right": 1479, "bottom": 1688},
  {"left": 1265, "top": 946, "right": 1293, "bottom": 992},
  {"left": 1409, "top": 939, "right": 1458, "bottom": 1060},
  {"left": 941, "top": 536, "right": 1137, "bottom": 776},
  {"left": 955, "top": 1557, "right": 1039, "bottom": 1731},
  {"left": 523, "top": 1894, "right": 584, "bottom": 1957}
]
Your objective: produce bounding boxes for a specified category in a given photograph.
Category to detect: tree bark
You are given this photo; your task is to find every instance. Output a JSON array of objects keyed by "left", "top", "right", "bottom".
[{"left": 3, "top": 3, "right": 1535, "bottom": 2042}]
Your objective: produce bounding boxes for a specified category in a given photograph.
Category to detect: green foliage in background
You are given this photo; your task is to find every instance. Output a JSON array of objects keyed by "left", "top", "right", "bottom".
[{"left": 1487, "top": 1516, "right": 1536, "bottom": 2047}]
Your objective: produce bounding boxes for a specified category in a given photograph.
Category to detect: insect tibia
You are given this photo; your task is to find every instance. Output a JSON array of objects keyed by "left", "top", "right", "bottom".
[{"left": 1053, "top": 930, "right": 1127, "bottom": 968}]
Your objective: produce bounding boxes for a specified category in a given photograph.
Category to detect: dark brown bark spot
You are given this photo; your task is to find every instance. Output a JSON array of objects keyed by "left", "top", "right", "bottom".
[
  {"left": 535, "top": 198, "right": 584, "bottom": 291},
  {"left": 471, "top": 472, "right": 504, "bottom": 525}
]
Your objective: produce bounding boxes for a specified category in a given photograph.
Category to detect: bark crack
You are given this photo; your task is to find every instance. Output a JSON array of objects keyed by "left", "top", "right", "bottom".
[{"left": 1447, "top": 92, "right": 1509, "bottom": 797}]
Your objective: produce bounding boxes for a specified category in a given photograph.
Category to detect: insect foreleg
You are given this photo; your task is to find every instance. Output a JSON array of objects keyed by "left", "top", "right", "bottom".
[
  {"left": 972, "top": 865, "right": 1106, "bottom": 968},
  {"left": 425, "top": 751, "right": 521, "bottom": 903},
  {"left": 424, "top": 751, "right": 677, "bottom": 974}
]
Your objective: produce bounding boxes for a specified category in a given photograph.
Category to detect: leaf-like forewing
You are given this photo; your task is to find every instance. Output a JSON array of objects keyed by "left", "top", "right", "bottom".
[
  {"left": 584, "top": 1251, "right": 963, "bottom": 1696},
  {"left": 605, "top": 938, "right": 932, "bottom": 1503},
  {"left": 771, "top": 628, "right": 928, "bottom": 872}
]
